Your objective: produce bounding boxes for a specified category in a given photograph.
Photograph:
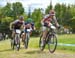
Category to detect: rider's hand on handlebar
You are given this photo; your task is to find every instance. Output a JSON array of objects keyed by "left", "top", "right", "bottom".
[{"left": 57, "top": 25, "right": 61, "bottom": 29}]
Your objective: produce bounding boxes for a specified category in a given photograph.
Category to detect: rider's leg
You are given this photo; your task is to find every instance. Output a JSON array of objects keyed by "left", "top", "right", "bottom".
[
  {"left": 21, "top": 32, "right": 26, "bottom": 45},
  {"left": 42, "top": 26, "right": 48, "bottom": 39},
  {"left": 11, "top": 30, "right": 15, "bottom": 39},
  {"left": 41, "top": 26, "right": 48, "bottom": 46},
  {"left": 21, "top": 32, "right": 26, "bottom": 41},
  {"left": 42, "top": 30, "right": 48, "bottom": 40}
]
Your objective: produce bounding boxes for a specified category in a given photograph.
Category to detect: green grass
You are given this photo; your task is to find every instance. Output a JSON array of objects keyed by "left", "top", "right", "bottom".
[
  {"left": 0, "top": 34, "right": 75, "bottom": 58},
  {"left": 57, "top": 34, "right": 75, "bottom": 52},
  {"left": 58, "top": 34, "right": 75, "bottom": 44}
]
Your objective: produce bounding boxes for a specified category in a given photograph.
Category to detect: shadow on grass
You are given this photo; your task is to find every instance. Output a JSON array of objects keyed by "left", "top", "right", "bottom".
[
  {"left": 0, "top": 49, "right": 12, "bottom": 52},
  {"left": 25, "top": 49, "right": 46, "bottom": 54},
  {"left": 0, "top": 47, "right": 25, "bottom": 52}
]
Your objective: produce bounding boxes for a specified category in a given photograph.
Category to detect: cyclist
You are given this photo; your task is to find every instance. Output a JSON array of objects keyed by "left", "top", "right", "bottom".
[
  {"left": 10, "top": 16, "right": 25, "bottom": 40},
  {"left": 21, "top": 18, "right": 35, "bottom": 43},
  {"left": 25, "top": 18, "right": 35, "bottom": 31},
  {"left": 41, "top": 9, "right": 60, "bottom": 46}
]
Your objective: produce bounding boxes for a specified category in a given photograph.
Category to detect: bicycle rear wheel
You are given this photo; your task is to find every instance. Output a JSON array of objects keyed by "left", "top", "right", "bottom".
[{"left": 48, "top": 34, "right": 57, "bottom": 53}]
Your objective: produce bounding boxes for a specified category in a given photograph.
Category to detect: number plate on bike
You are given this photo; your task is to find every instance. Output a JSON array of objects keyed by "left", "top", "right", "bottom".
[
  {"left": 27, "top": 29, "right": 31, "bottom": 32},
  {"left": 15, "top": 29, "right": 21, "bottom": 34}
]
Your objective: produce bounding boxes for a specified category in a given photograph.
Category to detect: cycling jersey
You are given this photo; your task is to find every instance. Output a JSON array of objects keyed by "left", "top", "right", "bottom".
[
  {"left": 25, "top": 21, "right": 34, "bottom": 29},
  {"left": 43, "top": 14, "right": 52, "bottom": 23},
  {"left": 12, "top": 20, "right": 24, "bottom": 29},
  {"left": 25, "top": 18, "right": 34, "bottom": 29}
]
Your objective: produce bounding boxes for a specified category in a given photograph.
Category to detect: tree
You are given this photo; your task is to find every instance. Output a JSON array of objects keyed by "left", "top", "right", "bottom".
[
  {"left": 1, "top": 17, "right": 13, "bottom": 23},
  {"left": 0, "top": 2, "right": 26, "bottom": 34},
  {"left": 12, "top": 2, "right": 24, "bottom": 19},
  {"left": 0, "top": 17, "right": 13, "bottom": 33},
  {"left": 45, "top": 3, "right": 53, "bottom": 14},
  {"left": 54, "top": 3, "right": 61, "bottom": 24},
  {"left": 61, "top": 4, "right": 67, "bottom": 25},
  {"left": 70, "top": 17, "right": 75, "bottom": 32},
  {"left": 63, "top": 5, "right": 72, "bottom": 26},
  {"left": 1, "top": 3, "right": 12, "bottom": 17},
  {"left": 0, "top": 7, "right": 3, "bottom": 22},
  {"left": 70, "top": 5, "right": 75, "bottom": 17},
  {"left": 31, "top": 8, "right": 43, "bottom": 30}
]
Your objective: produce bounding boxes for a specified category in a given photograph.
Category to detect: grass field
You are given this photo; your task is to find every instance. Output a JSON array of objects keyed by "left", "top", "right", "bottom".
[
  {"left": 56, "top": 34, "right": 75, "bottom": 52},
  {"left": 0, "top": 34, "right": 75, "bottom": 51},
  {"left": 0, "top": 34, "right": 75, "bottom": 58},
  {"left": 29, "top": 34, "right": 75, "bottom": 52}
]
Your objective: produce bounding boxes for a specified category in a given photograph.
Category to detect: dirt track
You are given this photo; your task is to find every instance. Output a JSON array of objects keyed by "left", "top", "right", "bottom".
[
  {"left": 0, "top": 48, "right": 75, "bottom": 58},
  {"left": 23, "top": 48, "right": 75, "bottom": 58}
]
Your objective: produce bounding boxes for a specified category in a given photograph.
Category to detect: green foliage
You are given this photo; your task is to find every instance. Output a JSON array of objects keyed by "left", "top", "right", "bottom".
[
  {"left": 45, "top": 3, "right": 52, "bottom": 14},
  {"left": 0, "top": 17, "right": 12, "bottom": 33},
  {"left": 54, "top": 3, "right": 61, "bottom": 18},
  {"left": 23, "top": 13, "right": 28, "bottom": 21},
  {"left": 70, "top": 17, "right": 75, "bottom": 32},
  {"left": 0, "top": 7, "right": 3, "bottom": 22},
  {"left": 1, "top": 3, "right": 12, "bottom": 17},
  {"left": 31, "top": 8, "right": 43, "bottom": 30},
  {"left": 0, "top": 2, "right": 75, "bottom": 33},
  {"left": 54, "top": 3, "right": 74, "bottom": 28},
  {"left": 0, "top": 2, "right": 25, "bottom": 33},
  {"left": 0, "top": 2, "right": 28, "bottom": 34},
  {"left": 12, "top": 2, "right": 24, "bottom": 19},
  {"left": 1, "top": 17, "right": 13, "bottom": 23},
  {"left": 70, "top": 5, "right": 75, "bottom": 17}
]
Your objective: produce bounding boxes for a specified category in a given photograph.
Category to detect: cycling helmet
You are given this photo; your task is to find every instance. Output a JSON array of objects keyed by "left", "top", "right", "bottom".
[
  {"left": 19, "top": 16, "right": 24, "bottom": 20},
  {"left": 26, "top": 18, "right": 33, "bottom": 23},
  {"left": 49, "top": 10, "right": 55, "bottom": 16}
]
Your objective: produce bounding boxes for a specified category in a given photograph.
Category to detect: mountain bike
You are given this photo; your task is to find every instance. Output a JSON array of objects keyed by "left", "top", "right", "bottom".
[
  {"left": 39, "top": 25, "right": 57, "bottom": 53},
  {"left": 11, "top": 29, "right": 21, "bottom": 51},
  {"left": 24, "top": 28, "right": 31, "bottom": 49}
]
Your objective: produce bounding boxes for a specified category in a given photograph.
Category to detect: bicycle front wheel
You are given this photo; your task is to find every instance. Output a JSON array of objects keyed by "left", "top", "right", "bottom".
[
  {"left": 11, "top": 39, "right": 15, "bottom": 50},
  {"left": 24, "top": 33, "right": 29, "bottom": 49},
  {"left": 15, "top": 34, "right": 20, "bottom": 51},
  {"left": 48, "top": 34, "right": 57, "bottom": 53}
]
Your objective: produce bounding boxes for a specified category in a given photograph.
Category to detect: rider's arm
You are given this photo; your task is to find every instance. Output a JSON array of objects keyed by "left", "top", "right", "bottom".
[
  {"left": 9, "top": 22, "right": 14, "bottom": 30},
  {"left": 20, "top": 21, "right": 25, "bottom": 30},
  {"left": 41, "top": 14, "right": 50, "bottom": 24},
  {"left": 41, "top": 15, "right": 47, "bottom": 25},
  {"left": 41, "top": 18, "right": 44, "bottom": 24},
  {"left": 31, "top": 22, "right": 36, "bottom": 30},
  {"left": 53, "top": 16, "right": 59, "bottom": 27},
  {"left": 9, "top": 20, "right": 19, "bottom": 30}
]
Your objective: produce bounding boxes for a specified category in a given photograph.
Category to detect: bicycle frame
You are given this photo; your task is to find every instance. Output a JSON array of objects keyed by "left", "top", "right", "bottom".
[{"left": 46, "top": 27, "right": 56, "bottom": 40}]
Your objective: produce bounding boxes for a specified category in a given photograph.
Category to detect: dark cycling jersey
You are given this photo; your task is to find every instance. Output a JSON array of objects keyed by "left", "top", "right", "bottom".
[
  {"left": 14, "top": 22, "right": 23, "bottom": 29},
  {"left": 12, "top": 20, "right": 24, "bottom": 29}
]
